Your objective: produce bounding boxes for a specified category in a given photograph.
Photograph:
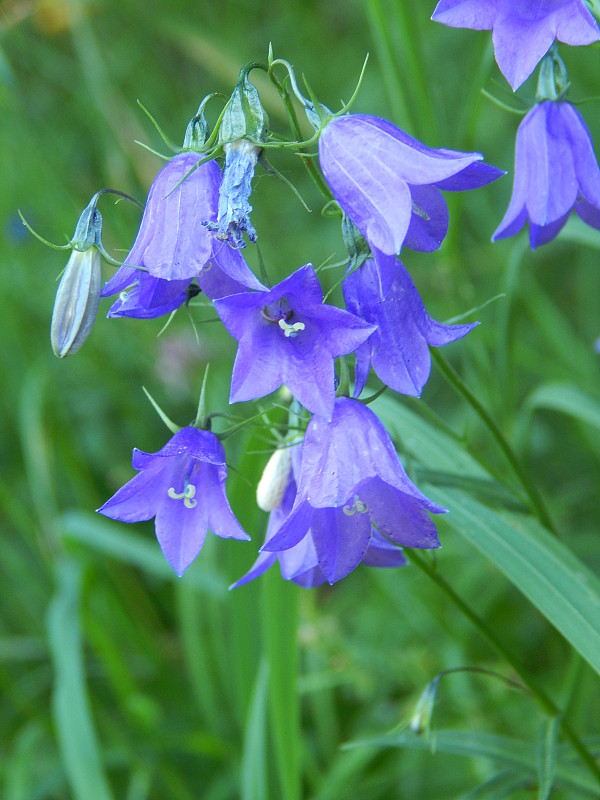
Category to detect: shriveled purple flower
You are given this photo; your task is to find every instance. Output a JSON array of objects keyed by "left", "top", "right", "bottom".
[
  {"left": 493, "top": 100, "right": 600, "bottom": 248},
  {"left": 97, "top": 427, "right": 249, "bottom": 576},
  {"left": 344, "top": 254, "right": 477, "bottom": 397},
  {"left": 318, "top": 114, "right": 503, "bottom": 257},
  {"left": 212, "top": 140, "right": 261, "bottom": 248},
  {"left": 232, "top": 470, "right": 407, "bottom": 589},
  {"left": 432, "top": 1, "right": 600, "bottom": 91},
  {"left": 213, "top": 264, "right": 376, "bottom": 420},
  {"left": 261, "top": 397, "right": 444, "bottom": 585}
]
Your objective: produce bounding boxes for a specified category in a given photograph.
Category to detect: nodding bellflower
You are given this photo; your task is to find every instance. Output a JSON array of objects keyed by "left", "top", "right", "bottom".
[
  {"left": 493, "top": 100, "right": 600, "bottom": 247},
  {"left": 432, "top": 0, "right": 600, "bottom": 91},
  {"left": 97, "top": 427, "right": 250, "bottom": 576},
  {"left": 261, "top": 397, "right": 444, "bottom": 585},
  {"left": 232, "top": 460, "right": 408, "bottom": 589},
  {"left": 318, "top": 114, "right": 503, "bottom": 258},
  {"left": 119, "top": 154, "right": 226, "bottom": 282},
  {"left": 213, "top": 264, "right": 376, "bottom": 420},
  {"left": 344, "top": 254, "right": 477, "bottom": 397}
]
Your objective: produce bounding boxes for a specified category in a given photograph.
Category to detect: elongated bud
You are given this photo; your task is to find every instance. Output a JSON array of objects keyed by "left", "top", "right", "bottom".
[
  {"left": 256, "top": 446, "right": 293, "bottom": 511},
  {"left": 410, "top": 678, "right": 439, "bottom": 736},
  {"left": 51, "top": 246, "right": 101, "bottom": 357}
]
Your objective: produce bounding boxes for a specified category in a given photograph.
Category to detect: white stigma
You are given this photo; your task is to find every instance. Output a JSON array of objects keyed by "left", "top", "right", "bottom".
[
  {"left": 342, "top": 495, "right": 369, "bottom": 516},
  {"left": 168, "top": 483, "right": 198, "bottom": 509},
  {"left": 278, "top": 318, "right": 305, "bottom": 338}
]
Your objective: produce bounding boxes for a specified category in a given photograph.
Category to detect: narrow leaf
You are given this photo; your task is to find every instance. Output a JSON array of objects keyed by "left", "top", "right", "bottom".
[
  {"left": 46, "top": 559, "right": 114, "bottom": 800},
  {"left": 537, "top": 716, "right": 560, "bottom": 800}
]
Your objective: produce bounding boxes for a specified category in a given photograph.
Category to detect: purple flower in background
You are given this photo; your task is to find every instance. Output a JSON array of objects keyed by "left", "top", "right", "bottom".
[
  {"left": 344, "top": 255, "right": 477, "bottom": 397},
  {"left": 97, "top": 427, "right": 249, "bottom": 576},
  {"left": 493, "top": 101, "right": 600, "bottom": 248},
  {"left": 213, "top": 264, "right": 376, "bottom": 420},
  {"left": 432, "top": 0, "right": 599, "bottom": 91},
  {"left": 261, "top": 397, "right": 444, "bottom": 585},
  {"left": 231, "top": 472, "right": 407, "bottom": 589},
  {"left": 318, "top": 114, "right": 503, "bottom": 258}
]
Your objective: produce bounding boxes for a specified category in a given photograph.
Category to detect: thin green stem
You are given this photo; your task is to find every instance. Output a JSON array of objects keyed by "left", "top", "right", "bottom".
[
  {"left": 269, "top": 72, "right": 332, "bottom": 201},
  {"left": 432, "top": 349, "right": 559, "bottom": 538},
  {"left": 407, "top": 549, "right": 600, "bottom": 786}
]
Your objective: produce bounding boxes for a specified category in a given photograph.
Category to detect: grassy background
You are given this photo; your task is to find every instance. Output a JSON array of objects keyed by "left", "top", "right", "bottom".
[{"left": 1, "top": 1, "right": 600, "bottom": 797}]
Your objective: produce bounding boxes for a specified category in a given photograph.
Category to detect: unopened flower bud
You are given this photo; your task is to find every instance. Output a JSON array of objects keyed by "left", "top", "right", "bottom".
[
  {"left": 51, "top": 246, "right": 101, "bottom": 357},
  {"left": 256, "top": 446, "right": 294, "bottom": 511},
  {"left": 219, "top": 66, "right": 269, "bottom": 145},
  {"left": 410, "top": 678, "right": 439, "bottom": 736}
]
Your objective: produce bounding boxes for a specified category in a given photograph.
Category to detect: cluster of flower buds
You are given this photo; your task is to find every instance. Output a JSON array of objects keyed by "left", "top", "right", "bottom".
[{"left": 31, "top": 17, "right": 599, "bottom": 585}]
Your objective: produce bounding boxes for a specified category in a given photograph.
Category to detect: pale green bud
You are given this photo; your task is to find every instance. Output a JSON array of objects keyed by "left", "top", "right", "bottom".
[{"left": 50, "top": 246, "right": 101, "bottom": 357}]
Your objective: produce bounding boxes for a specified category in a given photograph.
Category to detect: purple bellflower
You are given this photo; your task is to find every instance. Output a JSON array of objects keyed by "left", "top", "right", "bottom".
[
  {"left": 260, "top": 397, "right": 444, "bottom": 585},
  {"left": 493, "top": 100, "right": 600, "bottom": 247},
  {"left": 344, "top": 254, "right": 477, "bottom": 397},
  {"left": 432, "top": 1, "right": 600, "bottom": 91},
  {"left": 102, "top": 239, "right": 265, "bottom": 319},
  {"left": 97, "top": 427, "right": 249, "bottom": 576},
  {"left": 232, "top": 467, "right": 407, "bottom": 590},
  {"left": 213, "top": 264, "right": 376, "bottom": 420},
  {"left": 318, "top": 114, "right": 503, "bottom": 258},
  {"left": 121, "top": 152, "right": 220, "bottom": 281}
]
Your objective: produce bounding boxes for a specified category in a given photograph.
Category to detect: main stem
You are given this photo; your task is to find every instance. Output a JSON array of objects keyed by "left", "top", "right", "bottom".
[
  {"left": 432, "top": 350, "right": 559, "bottom": 538},
  {"left": 407, "top": 549, "right": 600, "bottom": 785}
]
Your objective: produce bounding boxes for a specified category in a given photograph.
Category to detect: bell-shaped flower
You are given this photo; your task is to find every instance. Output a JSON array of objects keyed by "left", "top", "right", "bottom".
[
  {"left": 261, "top": 397, "right": 444, "bottom": 585},
  {"left": 119, "top": 153, "right": 264, "bottom": 284},
  {"left": 318, "top": 114, "right": 503, "bottom": 258},
  {"left": 344, "top": 254, "right": 477, "bottom": 397},
  {"left": 432, "top": 0, "right": 600, "bottom": 91},
  {"left": 232, "top": 472, "right": 407, "bottom": 589},
  {"left": 97, "top": 427, "right": 249, "bottom": 576},
  {"left": 493, "top": 100, "right": 600, "bottom": 248},
  {"left": 213, "top": 264, "right": 377, "bottom": 420}
]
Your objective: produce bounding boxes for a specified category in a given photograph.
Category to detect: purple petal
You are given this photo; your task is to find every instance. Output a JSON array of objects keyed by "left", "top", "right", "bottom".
[
  {"left": 310, "top": 506, "right": 373, "bottom": 584},
  {"left": 210, "top": 239, "right": 266, "bottom": 293},
  {"left": 125, "top": 155, "right": 220, "bottom": 281},
  {"left": 96, "top": 457, "right": 172, "bottom": 523},
  {"left": 404, "top": 184, "right": 449, "bottom": 252},
  {"left": 364, "top": 479, "right": 442, "bottom": 549},
  {"left": 101, "top": 265, "right": 138, "bottom": 297},
  {"left": 432, "top": 0, "right": 496, "bottom": 29},
  {"left": 362, "top": 531, "right": 407, "bottom": 568}
]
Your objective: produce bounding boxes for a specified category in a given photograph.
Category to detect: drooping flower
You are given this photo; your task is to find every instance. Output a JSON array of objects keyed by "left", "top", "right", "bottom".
[
  {"left": 493, "top": 100, "right": 600, "bottom": 248},
  {"left": 97, "top": 427, "right": 250, "bottom": 576},
  {"left": 232, "top": 468, "right": 407, "bottom": 589},
  {"left": 318, "top": 114, "right": 503, "bottom": 258},
  {"left": 344, "top": 254, "right": 477, "bottom": 397},
  {"left": 432, "top": 1, "right": 600, "bottom": 91},
  {"left": 261, "top": 397, "right": 444, "bottom": 585},
  {"left": 213, "top": 264, "right": 377, "bottom": 420},
  {"left": 119, "top": 153, "right": 259, "bottom": 283}
]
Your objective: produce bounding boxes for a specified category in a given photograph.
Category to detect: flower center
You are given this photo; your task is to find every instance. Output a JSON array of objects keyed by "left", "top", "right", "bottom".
[
  {"left": 261, "top": 298, "right": 305, "bottom": 338},
  {"left": 168, "top": 481, "right": 198, "bottom": 509},
  {"left": 342, "top": 495, "right": 369, "bottom": 516}
]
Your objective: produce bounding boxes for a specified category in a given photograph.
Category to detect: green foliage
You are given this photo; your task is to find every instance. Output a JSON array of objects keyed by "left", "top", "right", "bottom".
[{"left": 2, "top": 1, "right": 600, "bottom": 798}]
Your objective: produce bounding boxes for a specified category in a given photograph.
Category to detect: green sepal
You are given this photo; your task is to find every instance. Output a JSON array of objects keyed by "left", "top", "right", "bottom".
[
  {"left": 536, "top": 45, "right": 570, "bottom": 102},
  {"left": 219, "top": 64, "right": 269, "bottom": 145}
]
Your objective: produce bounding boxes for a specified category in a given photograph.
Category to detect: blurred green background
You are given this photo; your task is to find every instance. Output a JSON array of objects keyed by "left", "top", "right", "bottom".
[{"left": 2, "top": 1, "right": 600, "bottom": 798}]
